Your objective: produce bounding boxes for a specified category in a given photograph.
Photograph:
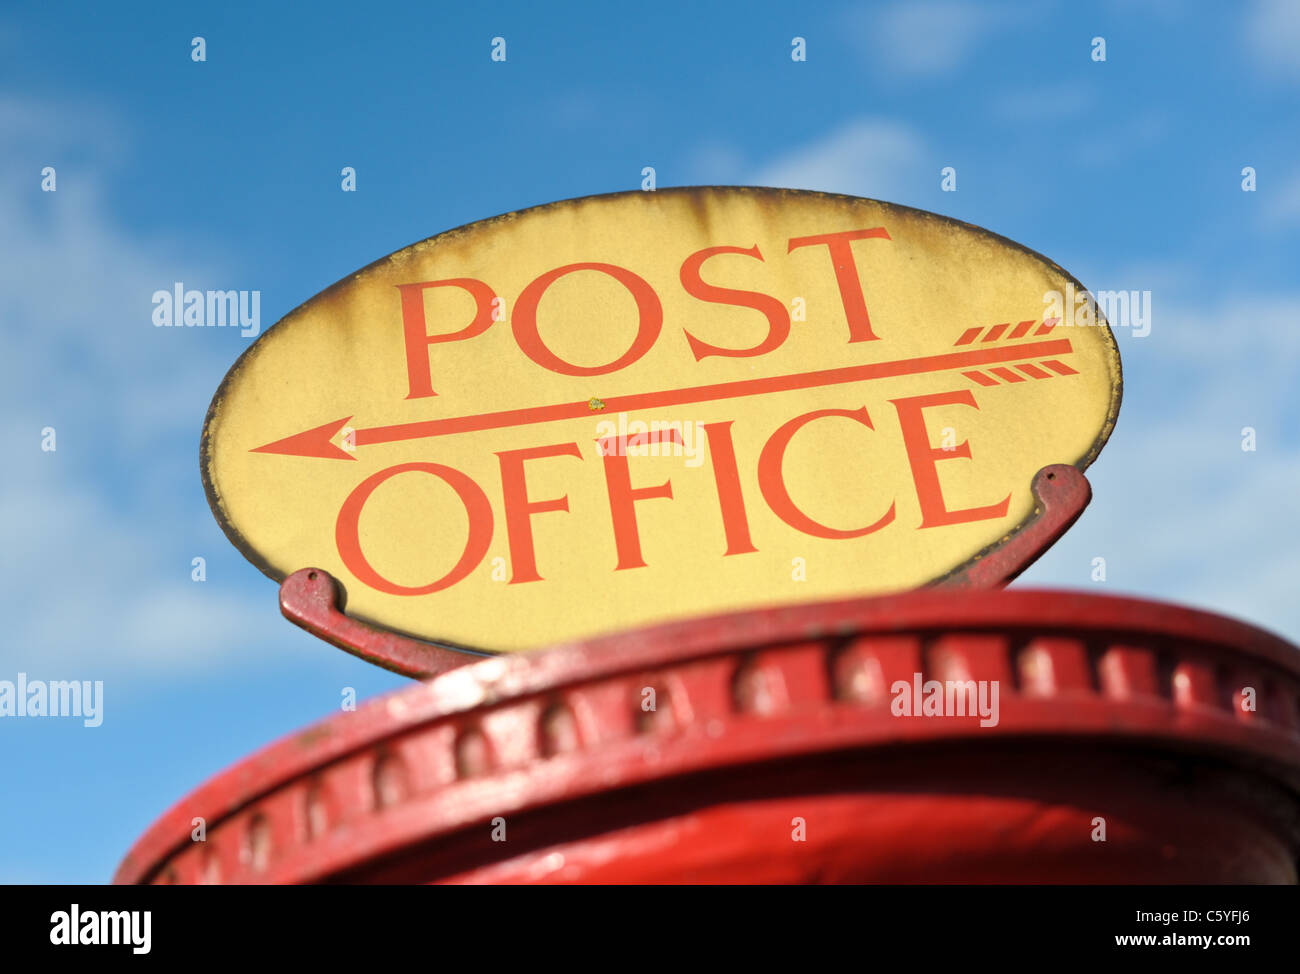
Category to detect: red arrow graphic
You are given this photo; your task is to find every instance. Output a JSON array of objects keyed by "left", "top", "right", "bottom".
[
  {"left": 250, "top": 334, "right": 1074, "bottom": 460},
  {"left": 250, "top": 417, "right": 356, "bottom": 459}
]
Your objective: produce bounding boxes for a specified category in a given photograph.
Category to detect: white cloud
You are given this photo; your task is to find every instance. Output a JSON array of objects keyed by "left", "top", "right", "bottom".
[
  {"left": 1243, "top": 0, "right": 1300, "bottom": 82},
  {"left": 750, "top": 118, "right": 928, "bottom": 203},
  {"left": 744, "top": 122, "right": 1299, "bottom": 639},
  {"left": 1023, "top": 291, "right": 1300, "bottom": 640},
  {"left": 0, "top": 95, "right": 276, "bottom": 675},
  {"left": 1261, "top": 169, "right": 1300, "bottom": 229},
  {"left": 992, "top": 82, "right": 1095, "bottom": 122},
  {"left": 740, "top": 121, "right": 1298, "bottom": 639},
  {"left": 847, "top": 0, "right": 1008, "bottom": 78},
  {"left": 686, "top": 139, "right": 747, "bottom": 184}
]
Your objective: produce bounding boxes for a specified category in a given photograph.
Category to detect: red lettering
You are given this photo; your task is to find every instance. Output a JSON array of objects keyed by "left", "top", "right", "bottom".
[
  {"left": 786, "top": 228, "right": 890, "bottom": 343},
  {"left": 513, "top": 262, "right": 662, "bottom": 376},
  {"left": 396, "top": 278, "right": 497, "bottom": 399},
  {"left": 496, "top": 442, "right": 583, "bottom": 583},
  {"left": 702, "top": 420, "right": 757, "bottom": 555},
  {"left": 598, "top": 429, "right": 683, "bottom": 570},
  {"left": 757, "top": 407, "right": 896, "bottom": 538},
  {"left": 679, "top": 244, "right": 790, "bottom": 360},
  {"left": 889, "top": 389, "right": 1010, "bottom": 528},
  {"left": 336, "top": 462, "right": 493, "bottom": 594}
]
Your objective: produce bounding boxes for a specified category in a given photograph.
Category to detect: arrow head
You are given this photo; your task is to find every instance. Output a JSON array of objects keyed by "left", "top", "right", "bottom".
[{"left": 250, "top": 417, "right": 356, "bottom": 460}]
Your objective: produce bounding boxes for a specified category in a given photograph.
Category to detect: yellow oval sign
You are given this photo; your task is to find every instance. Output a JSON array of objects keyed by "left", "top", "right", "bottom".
[{"left": 203, "top": 188, "right": 1121, "bottom": 653}]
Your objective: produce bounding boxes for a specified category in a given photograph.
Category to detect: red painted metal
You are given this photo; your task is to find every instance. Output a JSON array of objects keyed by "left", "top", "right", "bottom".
[
  {"left": 930, "top": 462, "right": 1092, "bottom": 587},
  {"left": 279, "top": 568, "right": 478, "bottom": 679},
  {"left": 932, "top": 463, "right": 1090, "bottom": 590},
  {"left": 116, "top": 586, "right": 1300, "bottom": 884},
  {"left": 277, "top": 464, "right": 1093, "bottom": 678}
]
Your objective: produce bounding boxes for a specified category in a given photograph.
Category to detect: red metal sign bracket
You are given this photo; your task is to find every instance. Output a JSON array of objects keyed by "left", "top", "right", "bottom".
[
  {"left": 932, "top": 462, "right": 1091, "bottom": 589},
  {"left": 279, "top": 569, "right": 481, "bottom": 679}
]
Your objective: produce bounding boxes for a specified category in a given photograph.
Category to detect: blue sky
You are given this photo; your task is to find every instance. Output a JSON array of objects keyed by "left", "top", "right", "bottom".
[{"left": 2, "top": 0, "right": 1298, "bottom": 882}]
